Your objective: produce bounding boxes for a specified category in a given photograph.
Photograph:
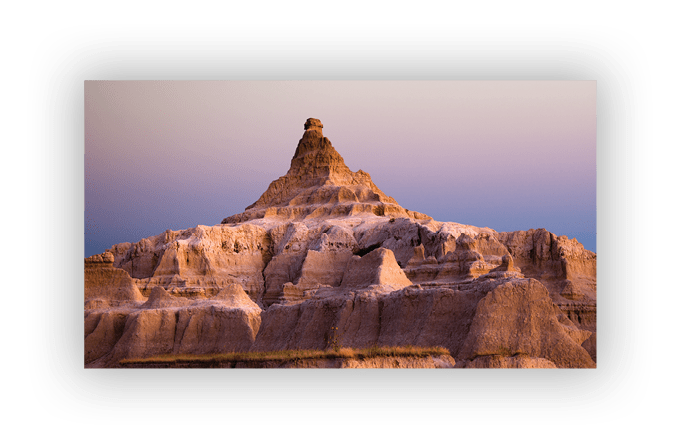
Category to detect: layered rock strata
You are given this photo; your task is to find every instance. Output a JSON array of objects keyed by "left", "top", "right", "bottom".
[
  {"left": 252, "top": 277, "right": 594, "bottom": 368},
  {"left": 85, "top": 252, "right": 146, "bottom": 309},
  {"left": 85, "top": 118, "right": 596, "bottom": 368},
  {"left": 85, "top": 282, "right": 261, "bottom": 368},
  {"left": 223, "top": 118, "right": 429, "bottom": 224}
]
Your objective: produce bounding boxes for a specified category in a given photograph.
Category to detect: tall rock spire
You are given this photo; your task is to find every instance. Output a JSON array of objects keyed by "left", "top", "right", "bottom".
[{"left": 222, "top": 118, "right": 430, "bottom": 224}]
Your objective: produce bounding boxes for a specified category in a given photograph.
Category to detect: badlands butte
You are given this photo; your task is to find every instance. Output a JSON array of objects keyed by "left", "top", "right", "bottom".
[{"left": 85, "top": 118, "right": 596, "bottom": 368}]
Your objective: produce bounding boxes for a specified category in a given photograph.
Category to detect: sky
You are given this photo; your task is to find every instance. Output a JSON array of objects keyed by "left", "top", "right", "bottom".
[{"left": 85, "top": 81, "right": 596, "bottom": 257}]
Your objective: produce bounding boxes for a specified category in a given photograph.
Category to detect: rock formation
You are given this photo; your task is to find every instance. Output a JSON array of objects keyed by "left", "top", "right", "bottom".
[
  {"left": 85, "top": 118, "right": 597, "bottom": 368},
  {"left": 85, "top": 282, "right": 261, "bottom": 367},
  {"left": 223, "top": 118, "right": 429, "bottom": 224},
  {"left": 85, "top": 252, "right": 146, "bottom": 309}
]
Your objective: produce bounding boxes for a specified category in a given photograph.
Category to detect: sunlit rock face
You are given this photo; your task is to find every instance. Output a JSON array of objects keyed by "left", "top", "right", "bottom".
[{"left": 85, "top": 119, "right": 596, "bottom": 368}]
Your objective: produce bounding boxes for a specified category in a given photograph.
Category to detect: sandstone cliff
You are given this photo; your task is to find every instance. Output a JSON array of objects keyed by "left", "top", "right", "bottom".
[{"left": 85, "top": 118, "right": 596, "bottom": 368}]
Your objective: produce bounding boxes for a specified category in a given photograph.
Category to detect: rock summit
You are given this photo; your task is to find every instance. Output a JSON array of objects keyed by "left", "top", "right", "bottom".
[{"left": 223, "top": 118, "right": 429, "bottom": 223}]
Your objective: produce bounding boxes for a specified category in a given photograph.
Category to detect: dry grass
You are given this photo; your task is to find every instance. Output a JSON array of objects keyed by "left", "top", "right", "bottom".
[
  {"left": 120, "top": 345, "right": 450, "bottom": 366},
  {"left": 469, "top": 346, "right": 530, "bottom": 360}
]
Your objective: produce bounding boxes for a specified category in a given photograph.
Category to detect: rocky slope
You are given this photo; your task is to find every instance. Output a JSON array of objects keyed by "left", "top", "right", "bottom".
[{"left": 85, "top": 118, "right": 596, "bottom": 368}]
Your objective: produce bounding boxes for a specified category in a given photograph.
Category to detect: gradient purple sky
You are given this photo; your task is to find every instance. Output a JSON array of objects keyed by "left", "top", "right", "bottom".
[{"left": 85, "top": 81, "right": 596, "bottom": 257}]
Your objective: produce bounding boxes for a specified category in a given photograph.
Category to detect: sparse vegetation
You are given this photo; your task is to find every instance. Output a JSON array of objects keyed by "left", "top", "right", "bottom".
[
  {"left": 325, "top": 326, "right": 341, "bottom": 351},
  {"left": 120, "top": 345, "right": 451, "bottom": 366},
  {"left": 471, "top": 346, "right": 530, "bottom": 359}
]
